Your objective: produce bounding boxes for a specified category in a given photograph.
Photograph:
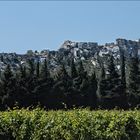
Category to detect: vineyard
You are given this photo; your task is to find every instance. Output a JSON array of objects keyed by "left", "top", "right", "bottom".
[{"left": 0, "top": 108, "right": 140, "bottom": 140}]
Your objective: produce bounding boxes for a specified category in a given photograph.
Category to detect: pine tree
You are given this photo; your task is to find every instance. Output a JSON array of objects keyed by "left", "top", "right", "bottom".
[
  {"left": 78, "top": 61, "right": 85, "bottom": 78},
  {"left": 1, "top": 64, "right": 17, "bottom": 108},
  {"left": 51, "top": 64, "right": 71, "bottom": 109},
  {"left": 107, "top": 55, "right": 126, "bottom": 108},
  {"left": 120, "top": 52, "right": 126, "bottom": 86},
  {"left": 4, "top": 64, "right": 13, "bottom": 81},
  {"left": 15, "top": 65, "right": 29, "bottom": 107},
  {"left": 28, "top": 59, "right": 35, "bottom": 76},
  {"left": 36, "top": 61, "right": 40, "bottom": 78},
  {"left": 98, "top": 56, "right": 125, "bottom": 109},
  {"left": 70, "top": 58, "right": 78, "bottom": 79},
  {"left": 40, "top": 59, "right": 50, "bottom": 80},
  {"left": 1, "top": 55, "right": 4, "bottom": 62},
  {"left": 87, "top": 72, "right": 98, "bottom": 108},
  {"left": 120, "top": 52, "right": 128, "bottom": 108},
  {"left": 19, "top": 65, "right": 27, "bottom": 79},
  {"left": 97, "top": 65, "right": 107, "bottom": 108},
  {"left": 33, "top": 59, "right": 53, "bottom": 108},
  {"left": 100, "top": 64, "right": 105, "bottom": 79},
  {"left": 107, "top": 55, "right": 119, "bottom": 79},
  {"left": 128, "top": 57, "right": 140, "bottom": 108},
  {"left": 58, "top": 64, "right": 69, "bottom": 81},
  {"left": 71, "top": 60, "right": 89, "bottom": 107}
]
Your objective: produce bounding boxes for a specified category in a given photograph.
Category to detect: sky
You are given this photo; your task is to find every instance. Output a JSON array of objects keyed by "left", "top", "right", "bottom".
[{"left": 0, "top": 1, "right": 140, "bottom": 54}]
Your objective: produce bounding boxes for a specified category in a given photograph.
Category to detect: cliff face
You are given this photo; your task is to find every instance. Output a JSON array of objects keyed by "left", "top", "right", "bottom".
[
  {"left": 116, "top": 39, "right": 140, "bottom": 57},
  {"left": 60, "top": 39, "right": 140, "bottom": 59},
  {"left": 0, "top": 38, "right": 140, "bottom": 72}
]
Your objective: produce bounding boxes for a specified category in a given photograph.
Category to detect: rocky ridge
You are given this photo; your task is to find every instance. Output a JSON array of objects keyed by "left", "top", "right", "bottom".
[{"left": 0, "top": 38, "right": 140, "bottom": 73}]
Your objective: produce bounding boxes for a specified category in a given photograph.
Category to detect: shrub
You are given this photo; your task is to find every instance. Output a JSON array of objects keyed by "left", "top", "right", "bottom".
[{"left": 0, "top": 108, "right": 140, "bottom": 140}]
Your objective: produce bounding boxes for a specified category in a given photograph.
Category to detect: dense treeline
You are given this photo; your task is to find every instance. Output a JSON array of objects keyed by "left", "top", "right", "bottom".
[{"left": 0, "top": 53, "right": 140, "bottom": 110}]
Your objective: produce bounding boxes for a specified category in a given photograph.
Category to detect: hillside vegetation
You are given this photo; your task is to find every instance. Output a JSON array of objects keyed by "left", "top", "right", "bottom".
[
  {"left": 1, "top": 39, "right": 140, "bottom": 110},
  {"left": 0, "top": 53, "right": 140, "bottom": 110}
]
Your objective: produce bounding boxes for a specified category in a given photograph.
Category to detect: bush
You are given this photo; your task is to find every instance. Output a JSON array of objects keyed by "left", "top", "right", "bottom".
[{"left": 0, "top": 108, "right": 140, "bottom": 140}]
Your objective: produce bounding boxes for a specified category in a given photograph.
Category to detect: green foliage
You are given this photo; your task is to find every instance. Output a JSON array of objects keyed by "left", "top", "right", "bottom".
[
  {"left": 28, "top": 59, "right": 35, "bottom": 76},
  {"left": 70, "top": 58, "right": 78, "bottom": 79},
  {"left": 26, "top": 50, "right": 34, "bottom": 56},
  {"left": 1, "top": 109, "right": 140, "bottom": 140},
  {"left": 120, "top": 51, "right": 126, "bottom": 86},
  {"left": 36, "top": 61, "right": 40, "bottom": 78},
  {"left": 97, "top": 56, "right": 127, "bottom": 109},
  {"left": 107, "top": 55, "right": 119, "bottom": 79},
  {"left": 0, "top": 54, "right": 140, "bottom": 110},
  {"left": 40, "top": 59, "right": 50, "bottom": 79},
  {"left": 127, "top": 57, "right": 140, "bottom": 107}
]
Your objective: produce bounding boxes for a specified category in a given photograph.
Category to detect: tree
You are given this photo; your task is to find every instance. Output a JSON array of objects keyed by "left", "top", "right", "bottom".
[
  {"left": 97, "top": 65, "right": 107, "bottom": 108},
  {"left": 4, "top": 64, "right": 13, "bottom": 81},
  {"left": 120, "top": 52, "right": 126, "bottom": 86},
  {"left": 1, "top": 64, "right": 17, "bottom": 108},
  {"left": 32, "top": 59, "right": 53, "bottom": 108},
  {"left": 19, "top": 65, "right": 27, "bottom": 79},
  {"left": 58, "top": 64, "right": 69, "bottom": 81},
  {"left": 36, "top": 61, "right": 40, "bottom": 78},
  {"left": 107, "top": 55, "right": 119, "bottom": 79},
  {"left": 51, "top": 64, "right": 71, "bottom": 109},
  {"left": 40, "top": 59, "right": 50, "bottom": 80},
  {"left": 100, "top": 64, "right": 105, "bottom": 79},
  {"left": 28, "top": 59, "right": 35, "bottom": 76},
  {"left": 70, "top": 58, "right": 78, "bottom": 79},
  {"left": 87, "top": 72, "right": 98, "bottom": 108},
  {"left": 78, "top": 61, "right": 85, "bottom": 78},
  {"left": 127, "top": 57, "right": 140, "bottom": 108},
  {"left": 1, "top": 55, "right": 4, "bottom": 62},
  {"left": 120, "top": 52, "right": 128, "bottom": 108},
  {"left": 97, "top": 55, "right": 125, "bottom": 109},
  {"left": 14, "top": 65, "right": 28, "bottom": 107},
  {"left": 26, "top": 50, "right": 34, "bottom": 56},
  {"left": 69, "top": 60, "right": 89, "bottom": 108}
]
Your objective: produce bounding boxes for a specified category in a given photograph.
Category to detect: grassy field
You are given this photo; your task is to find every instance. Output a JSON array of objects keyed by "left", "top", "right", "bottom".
[{"left": 0, "top": 108, "right": 140, "bottom": 140}]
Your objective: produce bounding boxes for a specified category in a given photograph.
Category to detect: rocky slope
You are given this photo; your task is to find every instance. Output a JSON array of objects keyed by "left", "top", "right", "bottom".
[{"left": 0, "top": 38, "right": 140, "bottom": 73}]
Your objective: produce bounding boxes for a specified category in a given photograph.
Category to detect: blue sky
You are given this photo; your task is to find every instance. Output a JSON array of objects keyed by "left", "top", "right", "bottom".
[{"left": 0, "top": 1, "right": 140, "bottom": 54}]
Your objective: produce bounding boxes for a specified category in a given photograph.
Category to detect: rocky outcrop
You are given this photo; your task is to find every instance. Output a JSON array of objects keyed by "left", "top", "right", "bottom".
[{"left": 0, "top": 38, "right": 140, "bottom": 72}]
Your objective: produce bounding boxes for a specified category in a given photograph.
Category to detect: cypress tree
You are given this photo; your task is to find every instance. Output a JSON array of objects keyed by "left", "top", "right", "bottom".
[
  {"left": 16, "top": 65, "right": 28, "bottom": 107},
  {"left": 128, "top": 57, "right": 140, "bottom": 108},
  {"left": 50, "top": 64, "right": 70, "bottom": 109},
  {"left": 19, "top": 65, "right": 27, "bottom": 79},
  {"left": 4, "top": 64, "right": 13, "bottom": 81},
  {"left": 120, "top": 52, "right": 128, "bottom": 108},
  {"left": 120, "top": 52, "right": 126, "bottom": 86},
  {"left": 1, "top": 64, "right": 17, "bottom": 108},
  {"left": 78, "top": 60, "right": 85, "bottom": 78},
  {"left": 98, "top": 55, "right": 124, "bottom": 109},
  {"left": 107, "top": 55, "right": 119, "bottom": 79},
  {"left": 0, "top": 55, "right": 4, "bottom": 62},
  {"left": 58, "top": 64, "right": 69, "bottom": 81},
  {"left": 40, "top": 59, "right": 50, "bottom": 80},
  {"left": 97, "top": 65, "right": 107, "bottom": 108},
  {"left": 28, "top": 59, "right": 35, "bottom": 76},
  {"left": 87, "top": 72, "right": 98, "bottom": 108},
  {"left": 70, "top": 58, "right": 78, "bottom": 79},
  {"left": 107, "top": 55, "right": 125, "bottom": 108},
  {"left": 36, "top": 61, "right": 40, "bottom": 78}
]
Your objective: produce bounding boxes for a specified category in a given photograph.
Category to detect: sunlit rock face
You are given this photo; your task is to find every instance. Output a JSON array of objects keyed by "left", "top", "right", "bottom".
[
  {"left": 116, "top": 38, "right": 140, "bottom": 58},
  {"left": 59, "top": 39, "right": 140, "bottom": 72},
  {"left": 60, "top": 40, "right": 99, "bottom": 58},
  {"left": 0, "top": 38, "right": 140, "bottom": 73},
  {"left": 60, "top": 39, "right": 140, "bottom": 61}
]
